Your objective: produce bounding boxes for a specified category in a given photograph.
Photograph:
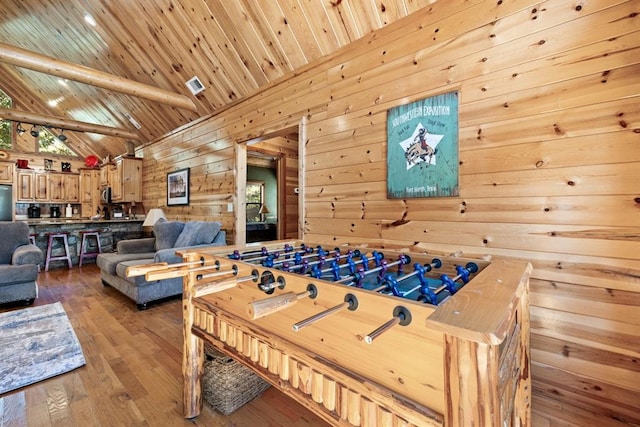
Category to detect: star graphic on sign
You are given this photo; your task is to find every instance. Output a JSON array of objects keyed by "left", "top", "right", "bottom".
[{"left": 400, "top": 124, "right": 444, "bottom": 170}]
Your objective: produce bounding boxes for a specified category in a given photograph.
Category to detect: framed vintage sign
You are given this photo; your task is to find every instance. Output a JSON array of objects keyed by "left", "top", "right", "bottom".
[
  {"left": 386, "top": 91, "right": 459, "bottom": 198},
  {"left": 167, "top": 168, "right": 190, "bottom": 206}
]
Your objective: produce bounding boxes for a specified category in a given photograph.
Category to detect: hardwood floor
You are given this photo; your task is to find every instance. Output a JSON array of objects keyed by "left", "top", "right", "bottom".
[
  {"left": 0, "top": 266, "right": 628, "bottom": 426},
  {"left": 0, "top": 265, "right": 328, "bottom": 427}
]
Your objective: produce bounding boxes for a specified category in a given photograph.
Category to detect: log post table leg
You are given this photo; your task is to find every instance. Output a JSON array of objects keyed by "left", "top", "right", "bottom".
[{"left": 182, "top": 252, "right": 203, "bottom": 419}]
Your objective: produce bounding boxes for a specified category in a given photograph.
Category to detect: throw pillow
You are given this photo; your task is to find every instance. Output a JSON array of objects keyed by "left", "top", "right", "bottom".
[
  {"left": 173, "top": 221, "right": 221, "bottom": 248},
  {"left": 154, "top": 219, "right": 185, "bottom": 250}
]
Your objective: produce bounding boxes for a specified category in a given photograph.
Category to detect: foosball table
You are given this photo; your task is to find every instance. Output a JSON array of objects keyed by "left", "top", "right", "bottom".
[{"left": 127, "top": 240, "right": 532, "bottom": 426}]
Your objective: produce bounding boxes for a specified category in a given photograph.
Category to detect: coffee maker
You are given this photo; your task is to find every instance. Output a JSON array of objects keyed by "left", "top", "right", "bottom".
[
  {"left": 50, "top": 206, "right": 61, "bottom": 218},
  {"left": 27, "top": 204, "right": 41, "bottom": 218}
]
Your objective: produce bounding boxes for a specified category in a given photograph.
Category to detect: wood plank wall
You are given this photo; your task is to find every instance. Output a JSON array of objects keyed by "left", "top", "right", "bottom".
[{"left": 140, "top": 0, "right": 640, "bottom": 423}]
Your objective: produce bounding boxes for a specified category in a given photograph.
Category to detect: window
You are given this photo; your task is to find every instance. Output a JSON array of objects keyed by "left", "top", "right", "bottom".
[
  {"left": 0, "top": 90, "right": 12, "bottom": 149},
  {"left": 246, "top": 180, "right": 264, "bottom": 222},
  {"left": 38, "top": 127, "right": 77, "bottom": 156}
]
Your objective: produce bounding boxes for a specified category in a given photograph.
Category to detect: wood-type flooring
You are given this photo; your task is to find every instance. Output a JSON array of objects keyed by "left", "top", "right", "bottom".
[{"left": 0, "top": 265, "right": 626, "bottom": 426}]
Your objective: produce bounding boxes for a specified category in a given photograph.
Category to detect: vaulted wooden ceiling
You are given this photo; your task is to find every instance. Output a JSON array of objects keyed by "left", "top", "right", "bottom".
[{"left": 0, "top": 0, "right": 435, "bottom": 160}]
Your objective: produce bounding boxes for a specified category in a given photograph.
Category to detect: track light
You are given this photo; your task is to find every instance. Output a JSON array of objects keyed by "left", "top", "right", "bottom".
[
  {"left": 30, "top": 126, "right": 39, "bottom": 138},
  {"left": 16, "top": 123, "right": 26, "bottom": 136},
  {"left": 57, "top": 129, "right": 67, "bottom": 141}
]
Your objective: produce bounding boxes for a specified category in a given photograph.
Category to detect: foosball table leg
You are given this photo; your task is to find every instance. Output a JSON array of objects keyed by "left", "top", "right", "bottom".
[{"left": 183, "top": 259, "right": 204, "bottom": 419}]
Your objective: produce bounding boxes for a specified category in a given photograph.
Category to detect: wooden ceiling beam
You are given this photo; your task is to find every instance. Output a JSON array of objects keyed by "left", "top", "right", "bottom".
[
  {"left": 0, "top": 42, "right": 197, "bottom": 112},
  {"left": 0, "top": 108, "right": 141, "bottom": 140}
]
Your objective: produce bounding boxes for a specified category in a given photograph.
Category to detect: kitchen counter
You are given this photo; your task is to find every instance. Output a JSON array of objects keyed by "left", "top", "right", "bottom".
[
  {"left": 23, "top": 218, "right": 144, "bottom": 225},
  {"left": 27, "top": 218, "right": 144, "bottom": 269}
]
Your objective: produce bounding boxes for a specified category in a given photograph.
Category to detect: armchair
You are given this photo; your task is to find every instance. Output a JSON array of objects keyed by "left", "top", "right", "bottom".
[{"left": 0, "top": 222, "right": 44, "bottom": 306}]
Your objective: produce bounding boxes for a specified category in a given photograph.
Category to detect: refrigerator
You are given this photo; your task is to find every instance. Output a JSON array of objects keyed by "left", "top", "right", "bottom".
[{"left": 0, "top": 185, "right": 12, "bottom": 221}]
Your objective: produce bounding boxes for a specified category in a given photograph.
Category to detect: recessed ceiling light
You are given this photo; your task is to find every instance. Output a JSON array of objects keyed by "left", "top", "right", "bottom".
[
  {"left": 84, "top": 12, "right": 97, "bottom": 27},
  {"left": 58, "top": 79, "right": 68, "bottom": 87}
]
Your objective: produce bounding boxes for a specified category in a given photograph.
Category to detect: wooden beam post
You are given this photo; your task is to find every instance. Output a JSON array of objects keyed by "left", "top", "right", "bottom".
[
  {"left": 0, "top": 42, "right": 197, "bottom": 112},
  {"left": 0, "top": 108, "right": 141, "bottom": 140}
]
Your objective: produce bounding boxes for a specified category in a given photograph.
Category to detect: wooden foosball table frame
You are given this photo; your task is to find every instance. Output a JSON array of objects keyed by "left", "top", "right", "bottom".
[{"left": 149, "top": 240, "right": 531, "bottom": 426}]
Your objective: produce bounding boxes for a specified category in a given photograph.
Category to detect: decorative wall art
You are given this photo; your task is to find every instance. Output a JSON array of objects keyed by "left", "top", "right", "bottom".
[
  {"left": 167, "top": 168, "right": 190, "bottom": 206},
  {"left": 386, "top": 91, "right": 459, "bottom": 198}
]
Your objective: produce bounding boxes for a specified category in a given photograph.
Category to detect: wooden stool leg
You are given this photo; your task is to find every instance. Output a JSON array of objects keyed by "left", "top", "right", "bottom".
[
  {"left": 63, "top": 235, "right": 72, "bottom": 269},
  {"left": 45, "top": 234, "right": 54, "bottom": 272},
  {"left": 79, "top": 233, "right": 87, "bottom": 267}
]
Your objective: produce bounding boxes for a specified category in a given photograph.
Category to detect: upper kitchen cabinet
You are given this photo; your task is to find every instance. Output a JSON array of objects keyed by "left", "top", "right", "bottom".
[
  {"left": 80, "top": 168, "right": 100, "bottom": 217},
  {"left": 0, "top": 162, "right": 14, "bottom": 184},
  {"left": 17, "top": 170, "right": 48, "bottom": 202},
  {"left": 48, "top": 173, "right": 80, "bottom": 203},
  {"left": 101, "top": 156, "right": 142, "bottom": 203}
]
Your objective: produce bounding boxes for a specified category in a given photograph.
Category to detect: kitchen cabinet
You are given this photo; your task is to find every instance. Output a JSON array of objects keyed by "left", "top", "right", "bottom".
[
  {"left": 99, "top": 165, "right": 109, "bottom": 187},
  {"left": 104, "top": 156, "right": 142, "bottom": 203},
  {"left": 17, "top": 170, "right": 48, "bottom": 202},
  {"left": 0, "top": 162, "right": 13, "bottom": 184},
  {"left": 108, "top": 163, "right": 121, "bottom": 201},
  {"left": 16, "top": 170, "right": 79, "bottom": 202},
  {"left": 80, "top": 168, "right": 100, "bottom": 217},
  {"left": 47, "top": 173, "right": 79, "bottom": 203}
]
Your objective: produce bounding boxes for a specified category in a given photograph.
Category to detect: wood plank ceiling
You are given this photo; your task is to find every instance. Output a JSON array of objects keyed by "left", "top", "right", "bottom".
[{"left": 0, "top": 0, "right": 436, "bottom": 160}]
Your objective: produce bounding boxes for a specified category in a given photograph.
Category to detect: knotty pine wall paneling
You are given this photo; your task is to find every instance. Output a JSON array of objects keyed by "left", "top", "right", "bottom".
[{"left": 141, "top": 0, "right": 640, "bottom": 423}]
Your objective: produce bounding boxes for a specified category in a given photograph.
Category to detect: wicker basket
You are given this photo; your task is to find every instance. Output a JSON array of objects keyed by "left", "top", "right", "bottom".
[{"left": 202, "top": 343, "right": 271, "bottom": 415}]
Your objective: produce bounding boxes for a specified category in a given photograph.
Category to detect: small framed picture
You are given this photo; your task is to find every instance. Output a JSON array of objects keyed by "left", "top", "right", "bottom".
[{"left": 167, "top": 168, "right": 189, "bottom": 206}]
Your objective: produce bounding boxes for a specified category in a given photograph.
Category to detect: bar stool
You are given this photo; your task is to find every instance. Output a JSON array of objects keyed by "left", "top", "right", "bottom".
[
  {"left": 79, "top": 230, "right": 102, "bottom": 267},
  {"left": 45, "top": 232, "right": 72, "bottom": 271}
]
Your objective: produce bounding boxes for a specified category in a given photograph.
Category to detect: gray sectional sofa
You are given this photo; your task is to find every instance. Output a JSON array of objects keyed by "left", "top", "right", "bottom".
[
  {"left": 96, "top": 219, "right": 226, "bottom": 309},
  {"left": 0, "top": 221, "right": 44, "bottom": 306}
]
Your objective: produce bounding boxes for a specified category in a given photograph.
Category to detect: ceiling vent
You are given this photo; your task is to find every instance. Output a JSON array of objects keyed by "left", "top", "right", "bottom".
[{"left": 185, "top": 76, "right": 205, "bottom": 95}]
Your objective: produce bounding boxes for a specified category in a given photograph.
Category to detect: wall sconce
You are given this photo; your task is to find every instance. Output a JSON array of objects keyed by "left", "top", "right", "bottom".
[
  {"left": 30, "top": 125, "right": 39, "bottom": 138},
  {"left": 16, "top": 123, "right": 26, "bottom": 136},
  {"left": 57, "top": 129, "right": 67, "bottom": 141}
]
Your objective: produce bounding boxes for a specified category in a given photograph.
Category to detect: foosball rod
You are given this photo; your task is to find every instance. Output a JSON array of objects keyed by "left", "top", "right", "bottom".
[
  {"left": 228, "top": 243, "right": 307, "bottom": 261},
  {"left": 310, "top": 251, "right": 382, "bottom": 280},
  {"left": 262, "top": 246, "right": 326, "bottom": 267},
  {"left": 292, "top": 293, "right": 359, "bottom": 332},
  {"left": 335, "top": 254, "right": 410, "bottom": 285},
  {"left": 248, "top": 246, "right": 322, "bottom": 268},
  {"left": 145, "top": 263, "right": 221, "bottom": 281},
  {"left": 125, "top": 256, "right": 217, "bottom": 277},
  {"left": 370, "top": 258, "right": 442, "bottom": 294},
  {"left": 248, "top": 284, "right": 318, "bottom": 320},
  {"left": 195, "top": 264, "right": 239, "bottom": 281},
  {"left": 283, "top": 248, "right": 346, "bottom": 273},
  {"left": 364, "top": 306, "right": 412, "bottom": 344},
  {"left": 418, "top": 262, "right": 479, "bottom": 304},
  {"left": 194, "top": 272, "right": 258, "bottom": 297}
]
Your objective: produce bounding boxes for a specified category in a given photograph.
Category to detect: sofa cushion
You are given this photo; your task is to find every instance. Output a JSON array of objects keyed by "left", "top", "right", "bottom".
[
  {"left": 174, "top": 221, "right": 221, "bottom": 248},
  {"left": 116, "top": 259, "right": 157, "bottom": 287},
  {"left": 154, "top": 219, "right": 185, "bottom": 251},
  {"left": 96, "top": 252, "right": 156, "bottom": 276},
  {"left": 0, "top": 264, "right": 39, "bottom": 286},
  {"left": 0, "top": 222, "right": 30, "bottom": 264}
]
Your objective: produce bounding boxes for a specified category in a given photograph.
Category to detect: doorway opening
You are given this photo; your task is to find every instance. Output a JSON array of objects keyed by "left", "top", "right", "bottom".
[{"left": 236, "top": 125, "right": 300, "bottom": 245}]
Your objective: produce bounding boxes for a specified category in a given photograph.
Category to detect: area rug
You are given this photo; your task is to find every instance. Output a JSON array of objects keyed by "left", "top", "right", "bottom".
[{"left": 0, "top": 302, "right": 86, "bottom": 395}]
